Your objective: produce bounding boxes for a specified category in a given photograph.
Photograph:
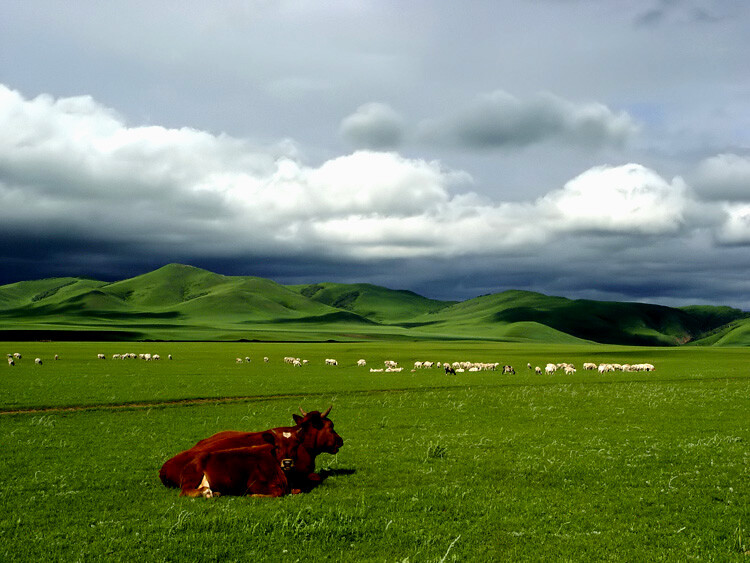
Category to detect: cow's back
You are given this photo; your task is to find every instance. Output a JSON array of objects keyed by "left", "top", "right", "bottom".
[
  {"left": 184, "top": 445, "right": 288, "bottom": 497},
  {"left": 160, "top": 431, "right": 268, "bottom": 488}
]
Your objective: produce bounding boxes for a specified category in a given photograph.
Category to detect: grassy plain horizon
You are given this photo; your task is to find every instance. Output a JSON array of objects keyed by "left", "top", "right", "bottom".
[
  {"left": 1, "top": 263, "right": 749, "bottom": 347},
  {"left": 1, "top": 340, "right": 748, "bottom": 561}
]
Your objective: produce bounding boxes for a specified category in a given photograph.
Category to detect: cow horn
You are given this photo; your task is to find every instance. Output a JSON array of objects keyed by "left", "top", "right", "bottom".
[
  {"left": 299, "top": 407, "right": 307, "bottom": 416},
  {"left": 322, "top": 405, "right": 332, "bottom": 418}
]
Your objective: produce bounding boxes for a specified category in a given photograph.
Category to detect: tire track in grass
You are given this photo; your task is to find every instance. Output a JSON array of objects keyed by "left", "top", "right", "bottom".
[{"left": 1, "top": 374, "right": 747, "bottom": 415}]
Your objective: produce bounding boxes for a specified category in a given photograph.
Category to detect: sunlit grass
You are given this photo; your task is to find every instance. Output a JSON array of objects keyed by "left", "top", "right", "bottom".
[{"left": 0, "top": 341, "right": 748, "bottom": 560}]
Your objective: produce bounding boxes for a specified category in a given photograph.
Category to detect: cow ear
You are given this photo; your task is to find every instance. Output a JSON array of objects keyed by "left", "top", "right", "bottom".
[
  {"left": 262, "top": 431, "right": 276, "bottom": 445},
  {"left": 292, "top": 414, "right": 303, "bottom": 424}
]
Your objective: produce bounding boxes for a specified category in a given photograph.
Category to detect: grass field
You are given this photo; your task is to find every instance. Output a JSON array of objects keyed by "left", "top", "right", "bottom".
[{"left": 1, "top": 341, "right": 748, "bottom": 561}]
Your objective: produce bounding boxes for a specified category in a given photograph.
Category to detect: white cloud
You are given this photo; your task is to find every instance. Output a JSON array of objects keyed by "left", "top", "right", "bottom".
[
  {"left": 716, "top": 203, "right": 750, "bottom": 245},
  {"left": 540, "top": 163, "right": 687, "bottom": 234}
]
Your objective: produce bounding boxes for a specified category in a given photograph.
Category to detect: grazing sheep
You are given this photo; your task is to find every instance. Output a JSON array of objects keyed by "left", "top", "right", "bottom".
[
  {"left": 535, "top": 366, "right": 542, "bottom": 375},
  {"left": 35, "top": 358, "right": 43, "bottom": 365},
  {"left": 97, "top": 354, "right": 106, "bottom": 360},
  {"left": 357, "top": 359, "right": 367, "bottom": 367}
]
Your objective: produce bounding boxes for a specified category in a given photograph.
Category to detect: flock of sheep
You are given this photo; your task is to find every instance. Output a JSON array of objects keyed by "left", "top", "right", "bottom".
[
  {"left": 244, "top": 357, "right": 657, "bottom": 375},
  {"left": 6, "top": 352, "right": 53, "bottom": 366},
  {"left": 532, "top": 362, "right": 656, "bottom": 375},
  {"left": 5, "top": 352, "right": 174, "bottom": 366},
  {"left": 96, "top": 353, "right": 172, "bottom": 361},
  {"left": 6, "top": 350, "right": 655, "bottom": 376}
]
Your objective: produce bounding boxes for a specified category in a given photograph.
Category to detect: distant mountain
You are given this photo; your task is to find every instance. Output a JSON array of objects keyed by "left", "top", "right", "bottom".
[{"left": 0, "top": 264, "right": 747, "bottom": 344}]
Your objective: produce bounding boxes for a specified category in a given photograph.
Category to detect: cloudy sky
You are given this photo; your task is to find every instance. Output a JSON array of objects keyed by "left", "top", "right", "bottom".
[{"left": 2, "top": 1, "right": 750, "bottom": 307}]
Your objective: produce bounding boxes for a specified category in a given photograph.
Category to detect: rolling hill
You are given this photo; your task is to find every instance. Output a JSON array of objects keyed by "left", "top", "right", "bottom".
[{"left": 0, "top": 264, "right": 747, "bottom": 344}]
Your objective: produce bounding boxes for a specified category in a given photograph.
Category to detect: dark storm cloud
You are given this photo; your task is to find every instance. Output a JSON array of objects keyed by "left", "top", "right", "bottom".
[
  {"left": 417, "top": 91, "right": 638, "bottom": 150},
  {"left": 634, "top": 0, "right": 729, "bottom": 27},
  {"left": 692, "top": 154, "right": 750, "bottom": 202},
  {"left": 339, "top": 103, "right": 404, "bottom": 150}
]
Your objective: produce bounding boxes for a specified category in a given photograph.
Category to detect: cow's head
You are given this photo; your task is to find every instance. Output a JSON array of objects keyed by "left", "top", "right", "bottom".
[
  {"left": 262, "top": 428, "right": 304, "bottom": 471},
  {"left": 293, "top": 406, "right": 344, "bottom": 455}
]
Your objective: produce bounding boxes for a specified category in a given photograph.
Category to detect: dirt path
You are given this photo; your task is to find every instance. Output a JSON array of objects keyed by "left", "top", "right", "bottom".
[
  {"left": 3, "top": 374, "right": 746, "bottom": 416},
  {"left": 0, "top": 393, "right": 309, "bottom": 416}
]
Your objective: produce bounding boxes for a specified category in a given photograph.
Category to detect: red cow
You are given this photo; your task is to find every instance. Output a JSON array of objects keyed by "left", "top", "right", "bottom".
[
  {"left": 178, "top": 428, "right": 303, "bottom": 498},
  {"left": 289, "top": 407, "right": 344, "bottom": 490},
  {"left": 179, "top": 444, "right": 288, "bottom": 498},
  {"left": 159, "top": 407, "right": 343, "bottom": 492}
]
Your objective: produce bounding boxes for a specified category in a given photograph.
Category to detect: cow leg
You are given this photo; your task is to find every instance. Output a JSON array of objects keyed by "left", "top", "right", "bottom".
[{"left": 180, "top": 473, "right": 218, "bottom": 498}]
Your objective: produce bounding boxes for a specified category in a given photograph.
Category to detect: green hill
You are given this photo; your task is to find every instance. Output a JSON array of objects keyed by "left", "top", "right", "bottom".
[
  {"left": 688, "top": 317, "right": 750, "bottom": 346},
  {"left": 405, "top": 290, "right": 748, "bottom": 346},
  {"left": 289, "top": 282, "right": 454, "bottom": 322},
  {"left": 0, "top": 264, "right": 747, "bottom": 344},
  {"left": 0, "top": 278, "right": 107, "bottom": 309}
]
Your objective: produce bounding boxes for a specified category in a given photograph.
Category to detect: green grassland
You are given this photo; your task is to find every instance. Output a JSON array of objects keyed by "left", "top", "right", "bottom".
[
  {"left": 1, "top": 263, "right": 748, "bottom": 345},
  {"left": 1, "top": 341, "right": 748, "bottom": 561}
]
